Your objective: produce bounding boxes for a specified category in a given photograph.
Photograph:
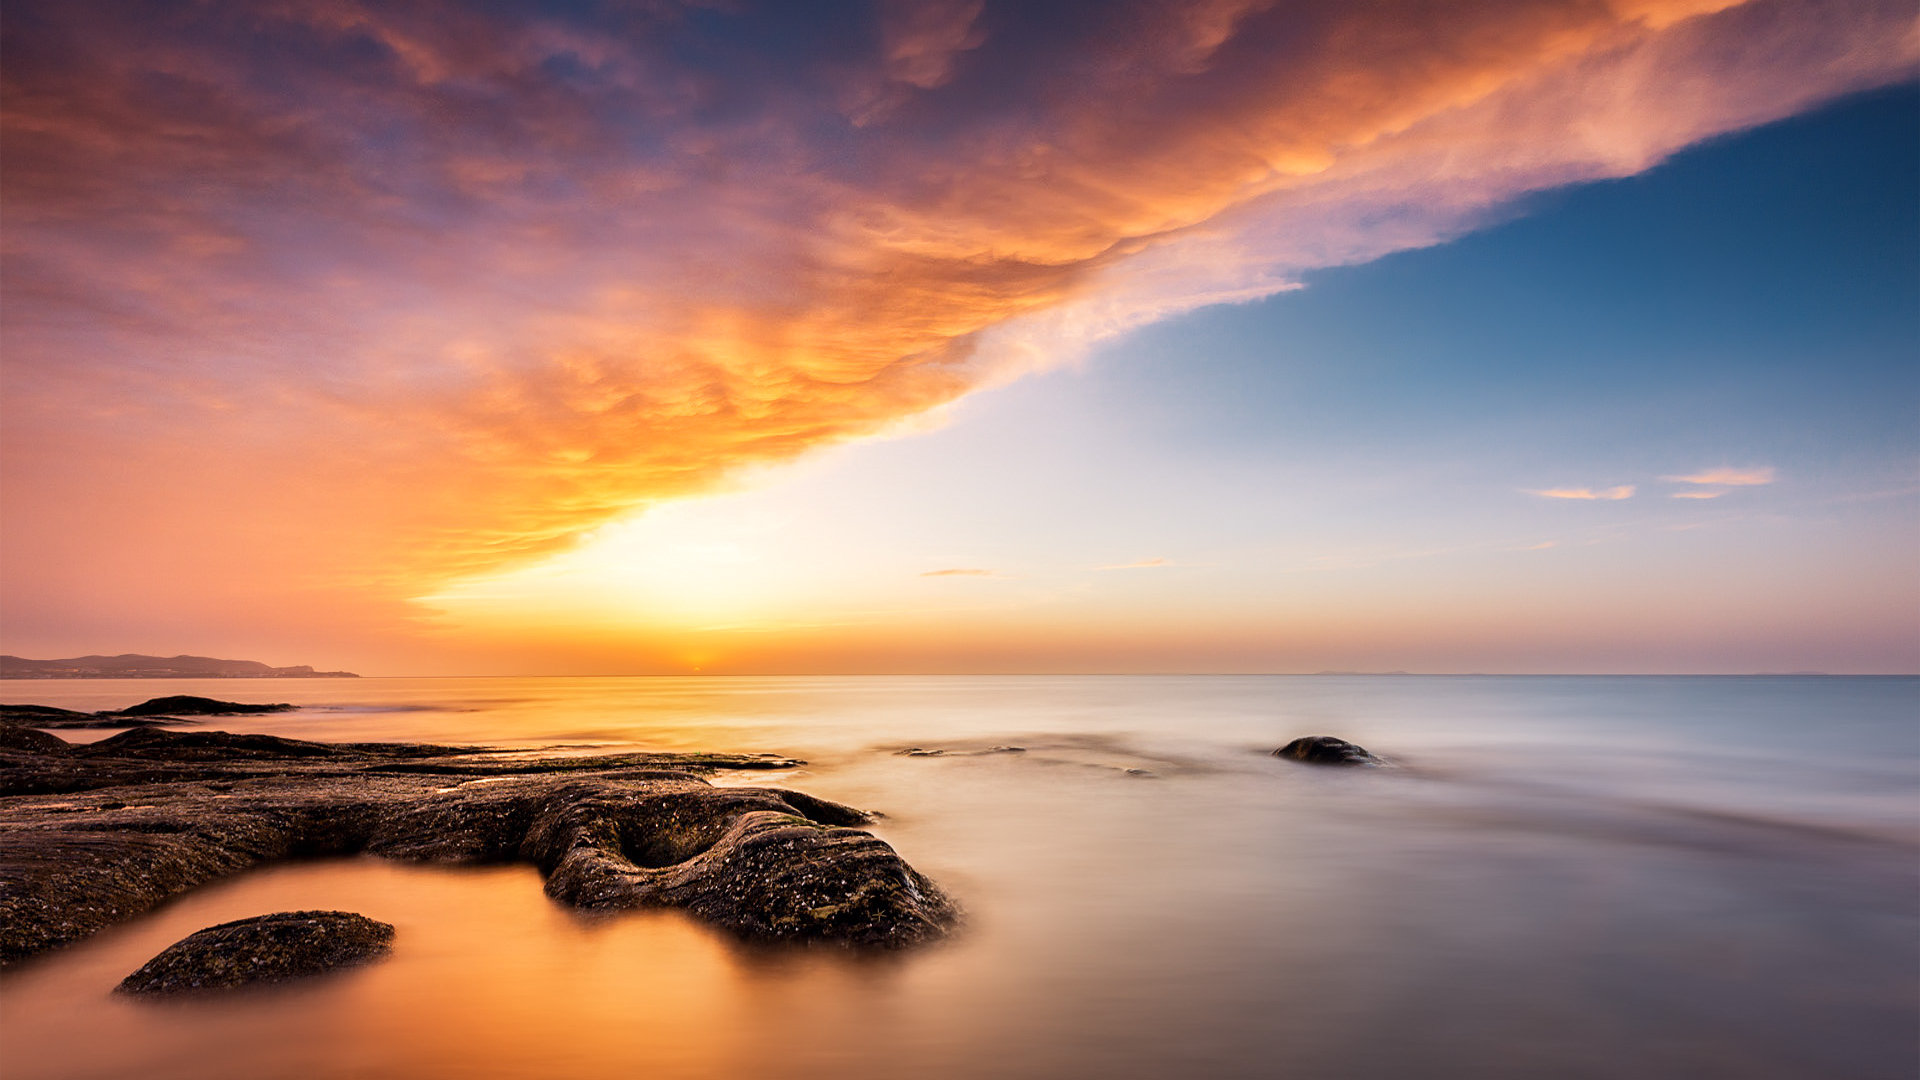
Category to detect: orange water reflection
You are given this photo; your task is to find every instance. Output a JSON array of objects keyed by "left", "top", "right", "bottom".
[
  {"left": 0, "top": 859, "right": 918, "bottom": 1080},
  {"left": 2, "top": 676, "right": 1916, "bottom": 1079}
]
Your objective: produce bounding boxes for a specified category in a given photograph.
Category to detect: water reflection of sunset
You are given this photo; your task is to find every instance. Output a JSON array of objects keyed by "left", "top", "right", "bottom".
[{"left": 5, "top": 677, "right": 1914, "bottom": 1079}]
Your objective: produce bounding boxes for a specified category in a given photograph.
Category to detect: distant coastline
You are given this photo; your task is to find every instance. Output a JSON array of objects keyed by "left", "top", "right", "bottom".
[{"left": 0, "top": 654, "right": 359, "bottom": 679}]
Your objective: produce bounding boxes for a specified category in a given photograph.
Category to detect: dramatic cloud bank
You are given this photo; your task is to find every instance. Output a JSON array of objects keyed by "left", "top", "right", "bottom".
[{"left": 2, "top": 0, "right": 1913, "bottom": 650}]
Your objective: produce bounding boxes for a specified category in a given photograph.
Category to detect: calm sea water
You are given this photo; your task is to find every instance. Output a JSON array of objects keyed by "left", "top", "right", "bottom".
[{"left": 2, "top": 675, "right": 1915, "bottom": 1079}]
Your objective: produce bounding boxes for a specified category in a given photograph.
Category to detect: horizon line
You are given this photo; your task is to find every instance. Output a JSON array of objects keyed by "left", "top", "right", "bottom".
[{"left": 4, "top": 670, "right": 1914, "bottom": 679}]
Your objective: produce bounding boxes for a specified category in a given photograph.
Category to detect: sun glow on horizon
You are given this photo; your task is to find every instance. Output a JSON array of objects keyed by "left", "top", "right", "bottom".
[{"left": 1, "top": 1, "right": 1914, "bottom": 675}]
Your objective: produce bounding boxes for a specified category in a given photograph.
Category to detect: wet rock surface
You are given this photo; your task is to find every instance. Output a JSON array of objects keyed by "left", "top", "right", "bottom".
[
  {"left": 0, "top": 728, "right": 958, "bottom": 966},
  {"left": 1273, "top": 736, "right": 1384, "bottom": 766},
  {"left": 116, "top": 910, "right": 394, "bottom": 995}
]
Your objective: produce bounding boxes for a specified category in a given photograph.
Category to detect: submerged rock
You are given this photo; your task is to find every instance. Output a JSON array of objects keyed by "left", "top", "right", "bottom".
[
  {"left": 1272, "top": 736, "right": 1383, "bottom": 766},
  {"left": 893, "top": 745, "right": 1026, "bottom": 757},
  {"left": 0, "top": 728, "right": 957, "bottom": 965},
  {"left": 117, "top": 911, "right": 394, "bottom": 995}
]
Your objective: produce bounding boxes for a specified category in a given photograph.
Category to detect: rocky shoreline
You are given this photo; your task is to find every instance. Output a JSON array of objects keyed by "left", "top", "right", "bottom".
[{"left": 0, "top": 719, "right": 959, "bottom": 967}]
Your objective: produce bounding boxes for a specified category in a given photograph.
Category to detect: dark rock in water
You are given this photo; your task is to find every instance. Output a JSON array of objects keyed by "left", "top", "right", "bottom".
[
  {"left": 0, "top": 704, "right": 92, "bottom": 720},
  {"left": 24, "top": 716, "right": 184, "bottom": 730},
  {"left": 0, "top": 722, "right": 68, "bottom": 753},
  {"left": 1, "top": 696, "right": 295, "bottom": 730},
  {"left": 0, "top": 728, "right": 958, "bottom": 965},
  {"left": 1273, "top": 736, "right": 1383, "bottom": 766},
  {"left": 111, "top": 696, "right": 296, "bottom": 717},
  {"left": 0, "top": 704, "right": 182, "bottom": 730},
  {"left": 84, "top": 727, "right": 373, "bottom": 761},
  {"left": 117, "top": 911, "right": 394, "bottom": 995}
]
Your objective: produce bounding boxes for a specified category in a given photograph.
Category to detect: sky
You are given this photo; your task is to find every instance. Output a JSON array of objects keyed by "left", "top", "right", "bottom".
[{"left": 1, "top": 0, "right": 1914, "bottom": 675}]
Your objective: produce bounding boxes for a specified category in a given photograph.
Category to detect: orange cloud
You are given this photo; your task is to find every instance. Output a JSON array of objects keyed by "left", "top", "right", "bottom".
[
  {"left": 921, "top": 568, "right": 995, "bottom": 577},
  {"left": 1528, "top": 486, "right": 1637, "bottom": 500},
  {"left": 1664, "top": 466, "right": 1778, "bottom": 485},
  {"left": 0, "top": 0, "right": 1910, "bottom": 657}
]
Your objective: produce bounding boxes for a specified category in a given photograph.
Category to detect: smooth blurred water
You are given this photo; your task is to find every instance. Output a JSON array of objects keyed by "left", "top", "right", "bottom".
[{"left": 2, "top": 675, "right": 1915, "bottom": 1079}]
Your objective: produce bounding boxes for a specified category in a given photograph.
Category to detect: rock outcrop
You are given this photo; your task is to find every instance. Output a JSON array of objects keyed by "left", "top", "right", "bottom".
[
  {"left": 0, "top": 705, "right": 177, "bottom": 730},
  {"left": 0, "top": 722, "right": 70, "bottom": 754},
  {"left": 0, "top": 728, "right": 958, "bottom": 966},
  {"left": 1272, "top": 735, "right": 1383, "bottom": 766},
  {"left": 109, "top": 696, "right": 296, "bottom": 717},
  {"left": 1, "top": 696, "right": 296, "bottom": 729},
  {"left": 0, "top": 687, "right": 295, "bottom": 722},
  {"left": 117, "top": 911, "right": 394, "bottom": 995}
]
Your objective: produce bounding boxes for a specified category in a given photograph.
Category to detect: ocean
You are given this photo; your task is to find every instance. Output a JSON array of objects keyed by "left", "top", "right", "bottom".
[{"left": 1, "top": 674, "right": 1914, "bottom": 1079}]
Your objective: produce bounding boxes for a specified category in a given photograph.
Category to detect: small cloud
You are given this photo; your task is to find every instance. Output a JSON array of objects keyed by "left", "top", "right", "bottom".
[
  {"left": 1096, "top": 557, "right": 1170, "bottom": 570},
  {"left": 1664, "top": 466, "right": 1775, "bottom": 486},
  {"left": 1522, "top": 540, "right": 1556, "bottom": 550},
  {"left": 1671, "top": 489, "right": 1725, "bottom": 499},
  {"left": 921, "top": 567, "right": 994, "bottom": 577},
  {"left": 1527, "top": 485, "right": 1635, "bottom": 501}
]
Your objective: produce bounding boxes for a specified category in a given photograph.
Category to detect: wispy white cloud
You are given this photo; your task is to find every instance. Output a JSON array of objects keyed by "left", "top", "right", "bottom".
[
  {"left": 1671, "top": 489, "right": 1726, "bottom": 499},
  {"left": 921, "top": 567, "right": 995, "bottom": 577},
  {"left": 1664, "top": 466, "right": 1776, "bottom": 486},
  {"left": 1096, "top": 557, "right": 1171, "bottom": 570},
  {"left": 1527, "top": 486, "right": 1635, "bottom": 501}
]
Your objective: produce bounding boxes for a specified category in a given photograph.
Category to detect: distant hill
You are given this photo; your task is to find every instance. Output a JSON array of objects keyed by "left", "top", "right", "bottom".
[{"left": 0, "top": 654, "right": 359, "bottom": 679}]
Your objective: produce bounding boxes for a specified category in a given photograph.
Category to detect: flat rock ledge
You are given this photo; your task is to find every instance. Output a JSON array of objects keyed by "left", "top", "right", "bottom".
[
  {"left": 1272, "top": 735, "right": 1384, "bottom": 766},
  {"left": 0, "top": 724, "right": 958, "bottom": 966},
  {"left": 117, "top": 910, "right": 394, "bottom": 995}
]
